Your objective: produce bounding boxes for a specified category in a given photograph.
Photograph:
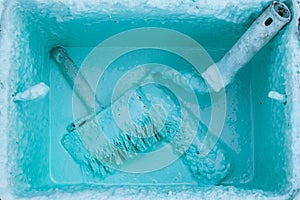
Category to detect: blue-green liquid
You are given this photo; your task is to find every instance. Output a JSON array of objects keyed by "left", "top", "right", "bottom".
[
  {"left": 50, "top": 43, "right": 250, "bottom": 185},
  {"left": 13, "top": 8, "right": 290, "bottom": 194}
]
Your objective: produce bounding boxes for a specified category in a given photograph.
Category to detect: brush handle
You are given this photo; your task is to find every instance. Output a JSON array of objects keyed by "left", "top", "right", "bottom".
[{"left": 51, "top": 46, "right": 102, "bottom": 113}]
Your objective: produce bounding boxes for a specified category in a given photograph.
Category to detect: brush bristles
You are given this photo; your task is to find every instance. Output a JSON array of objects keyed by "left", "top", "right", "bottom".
[{"left": 93, "top": 114, "right": 165, "bottom": 167}]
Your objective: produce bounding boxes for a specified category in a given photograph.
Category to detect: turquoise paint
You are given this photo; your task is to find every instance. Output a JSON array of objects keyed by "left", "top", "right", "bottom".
[{"left": 0, "top": 0, "right": 296, "bottom": 198}]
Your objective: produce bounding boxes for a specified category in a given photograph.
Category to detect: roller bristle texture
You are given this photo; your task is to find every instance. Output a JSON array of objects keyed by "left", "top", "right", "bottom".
[{"left": 182, "top": 144, "right": 231, "bottom": 185}]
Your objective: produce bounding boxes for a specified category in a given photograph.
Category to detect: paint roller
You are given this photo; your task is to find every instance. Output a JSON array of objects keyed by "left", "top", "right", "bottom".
[{"left": 156, "top": 1, "right": 291, "bottom": 94}]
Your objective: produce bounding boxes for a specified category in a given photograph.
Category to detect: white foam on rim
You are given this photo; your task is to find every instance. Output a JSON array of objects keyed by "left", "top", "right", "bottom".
[
  {"left": 290, "top": 0, "right": 300, "bottom": 195},
  {"left": 0, "top": 0, "right": 14, "bottom": 192},
  {"left": 0, "top": 0, "right": 299, "bottom": 199},
  {"left": 34, "top": 0, "right": 270, "bottom": 23},
  {"left": 0, "top": 185, "right": 290, "bottom": 200},
  {"left": 13, "top": 82, "right": 50, "bottom": 102},
  {"left": 268, "top": 91, "right": 286, "bottom": 102}
]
